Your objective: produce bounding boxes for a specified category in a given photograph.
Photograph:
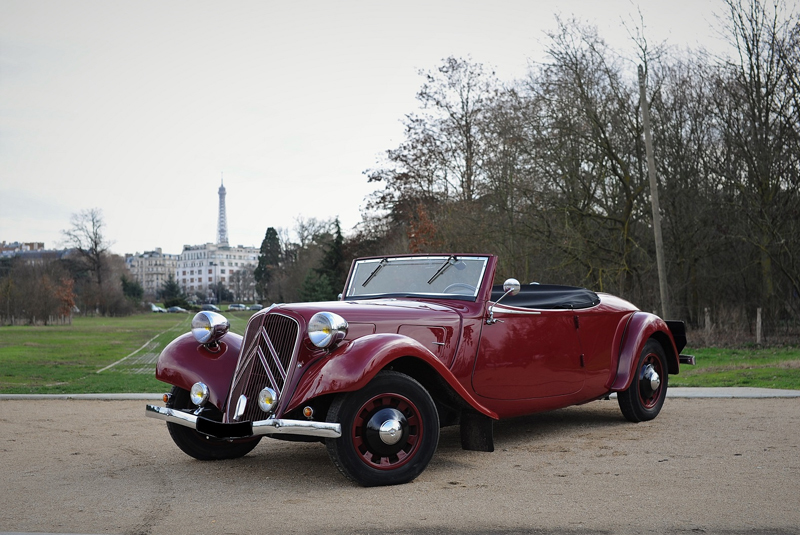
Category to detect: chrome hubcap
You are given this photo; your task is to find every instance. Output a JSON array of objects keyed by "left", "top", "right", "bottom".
[
  {"left": 379, "top": 419, "right": 403, "bottom": 445},
  {"left": 362, "top": 407, "right": 410, "bottom": 457},
  {"left": 642, "top": 364, "right": 661, "bottom": 391}
]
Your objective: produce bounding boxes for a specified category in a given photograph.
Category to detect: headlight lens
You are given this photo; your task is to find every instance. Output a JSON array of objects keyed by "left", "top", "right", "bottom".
[
  {"left": 190, "top": 382, "right": 209, "bottom": 406},
  {"left": 191, "top": 311, "right": 230, "bottom": 345},
  {"left": 308, "top": 311, "right": 348, "bottom": 348},
  {"left": 258, "top": 387, "right": 277, "bottom": 413}
]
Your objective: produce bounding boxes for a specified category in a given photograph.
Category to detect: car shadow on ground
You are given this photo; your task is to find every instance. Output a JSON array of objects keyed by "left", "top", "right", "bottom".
[
  {"left": 152, "top": 401, "right": 630, "bottom": 489},
  {"left": 437, "top": 400, "right": 628, "bottom": 452}
]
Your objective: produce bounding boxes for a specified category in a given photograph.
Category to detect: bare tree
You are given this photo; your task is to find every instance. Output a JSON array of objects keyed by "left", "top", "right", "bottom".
[
  {"left": 0, "top": 259, "right": 75, "bottom": 325},
  {"left": 62, "top": 208, "right": 112, "bottom": 286},
  {"left": 230, "top": 265, "right": 256, "bottom": 302},
  {"left": 521, "top": 18, "right": 653, "bottom": 298},
  {"left": 711, "top": 0, "right": 800, "bottom": 324},
  {"left": 356, "top": 12, "right": 800, "bottom": 339},
  {"left": 366, "top": 57, "right": 500, "bottom": 253}
]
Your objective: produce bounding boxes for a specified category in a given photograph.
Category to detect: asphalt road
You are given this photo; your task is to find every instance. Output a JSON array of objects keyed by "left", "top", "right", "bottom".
[{"left": 1, "top": 395, "right": 799, "bottom": 535}]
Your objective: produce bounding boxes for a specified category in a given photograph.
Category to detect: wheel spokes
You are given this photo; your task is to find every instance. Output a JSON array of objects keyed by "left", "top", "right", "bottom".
[{"left": 352, "top": 392, "right": 423, "bottom": 470}]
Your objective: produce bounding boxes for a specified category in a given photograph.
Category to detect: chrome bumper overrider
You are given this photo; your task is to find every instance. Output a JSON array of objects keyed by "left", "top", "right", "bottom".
[{"left": 145, "top": 404, "right": 342, "bottom": 439}]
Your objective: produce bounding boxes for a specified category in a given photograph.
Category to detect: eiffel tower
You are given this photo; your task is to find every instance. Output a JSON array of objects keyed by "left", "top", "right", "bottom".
[{"left": 217, "top": 175, "right": 229, "bottom": 246}]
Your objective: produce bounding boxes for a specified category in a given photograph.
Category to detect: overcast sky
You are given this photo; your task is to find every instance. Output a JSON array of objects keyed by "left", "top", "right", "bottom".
[{"left": 1, "top": 0, "right": 738, "bottom": 256}]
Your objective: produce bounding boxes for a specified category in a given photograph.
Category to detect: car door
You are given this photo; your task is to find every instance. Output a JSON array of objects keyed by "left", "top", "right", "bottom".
[{"left": 472, "top": 305, "right": 585, "bottom": 400}]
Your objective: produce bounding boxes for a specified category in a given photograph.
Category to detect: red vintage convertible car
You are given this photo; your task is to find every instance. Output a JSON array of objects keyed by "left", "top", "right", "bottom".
[{"left": 146, "top": 254, "right": 693, "bottom": 486}]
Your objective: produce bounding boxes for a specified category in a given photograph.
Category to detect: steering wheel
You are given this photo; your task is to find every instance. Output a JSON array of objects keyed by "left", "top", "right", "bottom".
[{"left": 443, "top": 283, "right": 477, "bottom": 295}]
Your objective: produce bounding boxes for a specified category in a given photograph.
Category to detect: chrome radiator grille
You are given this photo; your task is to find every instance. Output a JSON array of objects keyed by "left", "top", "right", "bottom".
[{"left": 225, "top": 312, "right": 300, "bottom": 423}]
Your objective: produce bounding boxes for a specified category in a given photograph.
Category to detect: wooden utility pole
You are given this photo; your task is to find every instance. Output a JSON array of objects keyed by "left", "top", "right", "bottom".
[{"left": 638, "top": 65, "right": 670, "bottom": 319}]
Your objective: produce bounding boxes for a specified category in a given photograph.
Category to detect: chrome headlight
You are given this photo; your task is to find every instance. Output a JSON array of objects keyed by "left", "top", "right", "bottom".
[
  {"left": 258, "top": 387, "right": 277, "bottom": 413},
  {"left": 191, "top": 311, "right": 230, "bottom": 345},
  {"left": 190, "top": 382, "right": 209, "bottom": 406},
  {"left": 308, "top": 311, "right": 348, "bottom": 348}
]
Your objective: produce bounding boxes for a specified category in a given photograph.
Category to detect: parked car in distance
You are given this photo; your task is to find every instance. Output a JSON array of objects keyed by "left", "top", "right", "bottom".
[
  {"left": 200, "top": 304, "right": 221, "bottom": 312},
  {"left": 247, "top": 304, "right": 264, "bottom": 310},
  {"left": 146, "top": 254, "right": 694, "bottom": 487},
  {"left": 228, "top": 303, "right": 246, "bottom": 311},
  {"left": 150, "top": 304, "right": 167, "bottom": 313},
  {"left": 167, "top": 306, "right": 188, "bottom": 313}
]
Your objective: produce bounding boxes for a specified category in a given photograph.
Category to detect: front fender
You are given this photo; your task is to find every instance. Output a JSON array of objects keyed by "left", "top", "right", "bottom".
[
  {"left": 609, "top": 312, "right": 679, "bottom": 391},
  {"left": 286, "top": 333, "right": 498, "bottom": 419},
  {"left": 155, "top": 332, "right": 242, "bottom": 410}
]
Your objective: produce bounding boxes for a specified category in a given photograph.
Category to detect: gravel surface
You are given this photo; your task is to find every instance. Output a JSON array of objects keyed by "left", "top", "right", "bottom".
[{"left": 1, "top": 397, "right": 799, "bottom": 535}]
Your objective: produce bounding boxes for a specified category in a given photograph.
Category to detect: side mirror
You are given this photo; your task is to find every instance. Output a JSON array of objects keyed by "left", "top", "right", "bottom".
[
  {"left": 487, "top": 278, "right": 520, "bottom": 325},
  {"left": 502, "top": 278, "right": 521, "bottom": 296}
]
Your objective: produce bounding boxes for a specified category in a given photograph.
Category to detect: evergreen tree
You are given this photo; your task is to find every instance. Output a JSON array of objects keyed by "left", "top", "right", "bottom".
[
  {"left": 314, "top": 218, "right": 346, "bottom": 298},
  {"left": 254, "top": 227, "right": 282, "bottom": 299},
  {"left": 298, "top": 271, "right": 335, "bottom": 302},
  {"left": 121, "top": 276, "right": 143, "bottom": 301},
  {"left": 160, "top": 274, "right": 184, "bottom": 304}
]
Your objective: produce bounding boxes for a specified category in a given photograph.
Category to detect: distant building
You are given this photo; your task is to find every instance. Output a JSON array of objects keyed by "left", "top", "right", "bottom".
[
  {"left": 125, "top": 178, "right": 259, "bottom": 301},
  {"left": 1, "top": 241, "right": 46, "bottom": 258},
  {"left": 125, "top": 248, "right": 180, "bottom": 296},
  {"left": 176, "top": 242, "right": 258, "bottom": 301},
  {"left": 0, "top": 241, "right": 70, "bottom": 262}
]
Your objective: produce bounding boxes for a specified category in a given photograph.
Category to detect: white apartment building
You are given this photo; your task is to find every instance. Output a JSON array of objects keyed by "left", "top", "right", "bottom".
[
  {"left": 176, "top": 243, "right": 258, "bottom": 300},
  {"left": 125, "top": 248, "right": 180, "bottom": 296}
]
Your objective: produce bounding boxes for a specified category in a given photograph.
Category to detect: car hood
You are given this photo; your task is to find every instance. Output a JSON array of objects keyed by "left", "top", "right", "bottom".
[
  {"left": 267, "top": 299, "right": 466, "bottom": 367},
  {"left": 272, "top": 298, "right": 463, "bottom": 326}
]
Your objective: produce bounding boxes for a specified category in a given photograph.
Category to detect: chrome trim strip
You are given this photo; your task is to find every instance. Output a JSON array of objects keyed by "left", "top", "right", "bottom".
[
  {"left": 261, "top": 324, "right": 288, "bottom": 380},
  {"left": 146, "top": 404, "right": 198, "bottom": 426},
  {"left": 252, "top": 419, "right": 342, "bottom": 438},
  {"left": 145, "top": 405, "right": 342, "bottom": 439},
  {"left": 256, "top": 344, "right": 280, "bottom": 392},
  {"left": 491, "top": 304, "right": 542, "bottom": 315},
  {"left": 679, "top": 354, "right": 696, "bottom": 365}
]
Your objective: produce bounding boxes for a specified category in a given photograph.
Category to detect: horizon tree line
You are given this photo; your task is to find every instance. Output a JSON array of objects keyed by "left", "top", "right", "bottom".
[{"left": 3, "top": 0, "right": 797, "bottom": 344}]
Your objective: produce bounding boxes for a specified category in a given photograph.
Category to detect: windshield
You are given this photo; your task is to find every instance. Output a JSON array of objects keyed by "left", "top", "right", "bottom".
[{"left": 345, "top": 255, "right": 489, "bottom": 300}]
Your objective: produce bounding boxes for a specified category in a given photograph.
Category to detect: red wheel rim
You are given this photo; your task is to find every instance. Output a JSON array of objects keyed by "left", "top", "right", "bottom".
[
  {"left": 638, "top": 353, "right": 664, "bottom": 409},
  {"left": 352, "top": 393, "right": 423, "bottom": 470}
]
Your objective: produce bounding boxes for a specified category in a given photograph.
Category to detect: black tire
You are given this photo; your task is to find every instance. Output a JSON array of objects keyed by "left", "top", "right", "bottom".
[
  {"left": 325, "top": 371, "right": 440, "bottom": 487},
  {"left": 166, "top": 386, "right": 261, "bottom": 460},
  {"left": 617, "top": 339, "right": 669, "bottom": 422}
]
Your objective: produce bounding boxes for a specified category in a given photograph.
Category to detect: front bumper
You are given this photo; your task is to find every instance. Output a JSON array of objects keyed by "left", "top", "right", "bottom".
[{"left": 146, "top": 404, "right": 342, "bottom": 439}]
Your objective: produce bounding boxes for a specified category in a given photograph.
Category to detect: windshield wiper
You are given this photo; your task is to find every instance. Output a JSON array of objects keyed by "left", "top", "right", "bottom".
[
  {"left": 427, "top": 256, "right": 457, "bottom": 285},
  {"left": 362, "top": 258, "right": 388, "bottom": 287}
]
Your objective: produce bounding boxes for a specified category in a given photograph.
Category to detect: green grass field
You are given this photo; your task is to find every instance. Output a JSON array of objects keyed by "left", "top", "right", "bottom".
[
  {"left": 0, "top": 312, "right": 256, "bottom": 394},
  {"left": 670, "top": 345, "right": 800, "bottom": 389},
  {"left": 1, "top": 314, "right": 798, "bottom": 393}
]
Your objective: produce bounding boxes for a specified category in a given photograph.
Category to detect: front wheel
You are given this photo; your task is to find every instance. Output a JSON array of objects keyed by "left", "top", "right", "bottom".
[
  {"left": 617, "top": 339, "right": 668, "bottom": 422},
  {"left": 166, "top": 386, "right": 261, "bottom": 460},
  {"left": 325, "top": 371, "right": 440, "bottom": 487}
]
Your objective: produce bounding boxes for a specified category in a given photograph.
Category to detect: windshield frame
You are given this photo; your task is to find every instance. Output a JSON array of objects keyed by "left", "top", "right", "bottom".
[{"left": 344, "top": 254, "right": 491, "bottom": 302}]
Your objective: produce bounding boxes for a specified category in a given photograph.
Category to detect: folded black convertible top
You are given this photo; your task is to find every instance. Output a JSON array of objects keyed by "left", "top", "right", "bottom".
[{"left": 490, "top": 284, "right": 600, "bottom": 310}]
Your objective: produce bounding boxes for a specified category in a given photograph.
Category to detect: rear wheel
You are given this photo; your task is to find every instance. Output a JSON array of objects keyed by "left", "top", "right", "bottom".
[
  {"left": 617, "top": 339, "right": 668, "bottom": 422},
  {"left": 325, "top": 371, "right": 440, "bottom": 487},
  {"left": 166, "top": 386, "right": 261, "bottom": 460}
]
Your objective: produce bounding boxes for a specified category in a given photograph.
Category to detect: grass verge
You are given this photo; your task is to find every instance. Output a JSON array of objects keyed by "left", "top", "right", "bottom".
[
  {"left": 1, "top": 315, "right": 798, "bottom": 393},
  {"left": 0, "top": 312, "right": 255, "bottom": 394},
  {"left": 671, "top": 345, "right": 800, "bottom": 389}
]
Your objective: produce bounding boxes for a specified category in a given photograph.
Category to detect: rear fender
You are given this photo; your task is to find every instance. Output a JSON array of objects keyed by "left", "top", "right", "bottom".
[
  {"left": 608, "top": 312, "right": 680, "bottom": 391},
  {"left": 155, "top": 332, "right": 242, "bottom": 410},
  {"left": 286, "top": 333, "right": 498, "bottom": 419}
]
